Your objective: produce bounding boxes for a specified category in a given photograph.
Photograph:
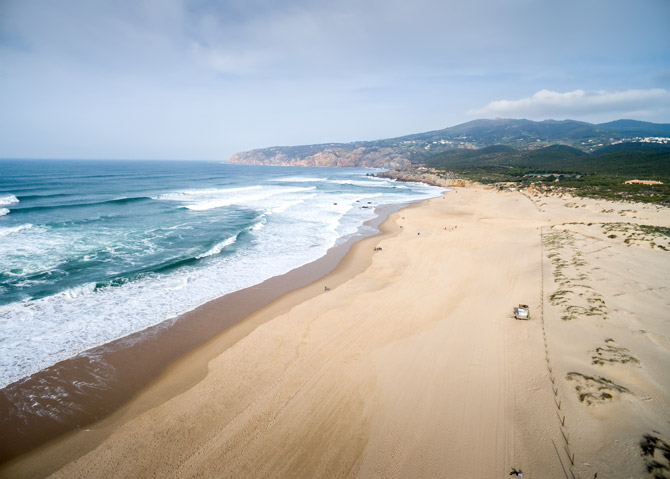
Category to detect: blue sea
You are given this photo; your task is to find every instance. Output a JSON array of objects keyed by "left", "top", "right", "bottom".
[{"left": 0, "top": 160, "right": 442, "bottom": 388}]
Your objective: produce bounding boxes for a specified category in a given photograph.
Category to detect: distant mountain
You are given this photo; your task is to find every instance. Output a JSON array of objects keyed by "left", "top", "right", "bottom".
[
  {"left": 597, "top": 119, "right": 670, "bottom": 138},
  {"left": 394, "top": 119, "right": 603, "bottom": 145},
  {"left": 228, "top": 118, "right": 670, "bottom": 168}
]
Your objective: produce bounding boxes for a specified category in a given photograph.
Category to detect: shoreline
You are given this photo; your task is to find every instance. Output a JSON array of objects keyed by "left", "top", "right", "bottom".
[
  {"left": 0, "top": 199, "right": 421, "bottom": 471},
  {"left": 4, "top": 185, "right": 669, "bottom": 478},
  {"left": 11, "top": 185, "right": 548, "bottom": 479}
]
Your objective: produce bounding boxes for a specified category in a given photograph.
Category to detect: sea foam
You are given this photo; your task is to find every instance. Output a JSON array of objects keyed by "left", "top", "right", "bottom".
[
  {"left": 0, "top": 223, "right": 33, "bottom": 237},
  {"left": 196, "top": 235, "right": 239, "bottom": 259},
  {"left": 153, "top": 185, "right": 319, "bottom": 212},
  {"left": 0, "top": 194, "right": 19, "bottom": 206}
]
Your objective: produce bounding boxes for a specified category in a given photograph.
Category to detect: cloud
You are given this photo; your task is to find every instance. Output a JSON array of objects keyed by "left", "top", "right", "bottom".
[
  {"left": 2, "top": 0, "right": 669, "bottom": 160},
  {"left": 472, "top": 88, "right": 670, "bottom": 121}
]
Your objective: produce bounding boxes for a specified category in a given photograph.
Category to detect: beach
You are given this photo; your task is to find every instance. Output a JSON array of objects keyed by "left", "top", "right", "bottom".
[{"left": 3, "top": 185, "right": 669, "bottom": 478}]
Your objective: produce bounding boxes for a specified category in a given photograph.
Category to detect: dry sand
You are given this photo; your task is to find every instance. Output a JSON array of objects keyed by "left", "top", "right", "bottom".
[{"left": 3, "top": 186, "right": 669, "bottom": 479}]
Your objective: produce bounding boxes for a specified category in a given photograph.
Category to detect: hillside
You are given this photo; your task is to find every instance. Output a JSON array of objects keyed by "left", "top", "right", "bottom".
[
  {"left": 394, "top": 119, "right": 604, "bottom": 146},
  {"left": 424, "top": 143, "right": 670, "bottom": 177},
  {"left": 228, "top": 118, "right": 670, "bottom": 168},
  {"left": 596, "top": 119, "right": 670, "bottom": 138}
]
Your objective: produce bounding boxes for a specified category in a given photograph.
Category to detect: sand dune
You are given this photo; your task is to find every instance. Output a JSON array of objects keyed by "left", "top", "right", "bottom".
[{"left": 3, "top": 186, "right": 669, "bottom": 479}]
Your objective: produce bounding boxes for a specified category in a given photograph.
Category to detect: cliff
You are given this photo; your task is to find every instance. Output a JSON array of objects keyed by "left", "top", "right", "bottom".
[
  {"left": 228, "top": 145, "right": 411, "bottom": 168},
  {"left": 375, "top": 168, "right": 472, "bottom": 188}
]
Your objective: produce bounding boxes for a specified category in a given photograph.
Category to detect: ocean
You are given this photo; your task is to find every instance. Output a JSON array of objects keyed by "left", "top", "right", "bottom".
[{"left": 0, "top": 159, "right": 442, "bottom": 388}]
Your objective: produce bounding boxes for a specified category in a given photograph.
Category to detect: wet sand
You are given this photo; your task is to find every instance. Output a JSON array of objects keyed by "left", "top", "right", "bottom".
[
  {"left": 2, "top": 186, "right": 669, "bottom": 478},
  {"left": 0, "top": 204, "right": 406, "bottom": 473}
]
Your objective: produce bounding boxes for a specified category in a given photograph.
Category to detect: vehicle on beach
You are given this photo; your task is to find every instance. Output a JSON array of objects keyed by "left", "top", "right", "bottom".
[{"left": 513, "top": 304, "right": 530, "bottom": 320}]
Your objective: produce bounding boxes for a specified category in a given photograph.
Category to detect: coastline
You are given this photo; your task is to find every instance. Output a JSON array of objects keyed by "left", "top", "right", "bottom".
[
  {"left": 3, "top": 184, "right": 669, "bottom": 478},
  {"left": 0, "top": 200, "right": 418, "bottom": 473}
]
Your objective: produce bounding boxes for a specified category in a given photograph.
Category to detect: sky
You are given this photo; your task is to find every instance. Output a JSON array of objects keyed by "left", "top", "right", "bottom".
[{"left": 1, "top": 0, "right": 669, "bottom": 161}]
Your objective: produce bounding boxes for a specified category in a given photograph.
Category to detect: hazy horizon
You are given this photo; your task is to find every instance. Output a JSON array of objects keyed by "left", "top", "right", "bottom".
[
  {"left": 1, "top": 116, "right": 669, "bottom": 162},
  {"left": 1, "top": 0, "right": 669, "bottom": 161}
]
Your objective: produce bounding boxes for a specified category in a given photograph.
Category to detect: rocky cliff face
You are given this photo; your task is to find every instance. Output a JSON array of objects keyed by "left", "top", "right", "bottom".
[
  {"left": 228, "top": 145, "right": 411, "bottom": 168},
  {"left": 376, "top": 168, "right": 471, "bottom": 188}
]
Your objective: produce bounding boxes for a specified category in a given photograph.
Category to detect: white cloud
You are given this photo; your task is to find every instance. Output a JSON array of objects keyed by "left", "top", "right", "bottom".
[{"left": 472, "top": 88, "right": 670, "bottom": 121}]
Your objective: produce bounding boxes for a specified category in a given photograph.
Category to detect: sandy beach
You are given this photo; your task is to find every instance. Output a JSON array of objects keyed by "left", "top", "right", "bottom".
[{"left": 3, "top": 185, "right": 669, "bottom": 479}]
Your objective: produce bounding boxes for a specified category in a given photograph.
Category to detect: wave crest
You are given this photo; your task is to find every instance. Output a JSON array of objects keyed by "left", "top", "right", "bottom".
[
  {"left": 0, "top": 194, "right": 19, "bottom": 206},
  {"left": 196, "top": 235, "right": 238, "bottom": 259},
  {"left": 11, "top": 196, "right": 151, "bottom": 214},
  {"left": 156, "top": 185, "right": 317, "bottom": 211},
  {"left": 0, "top": 223, "right": 33, "bottom": 237}
]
